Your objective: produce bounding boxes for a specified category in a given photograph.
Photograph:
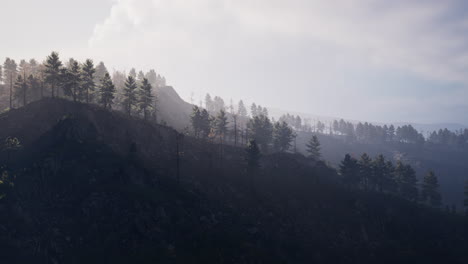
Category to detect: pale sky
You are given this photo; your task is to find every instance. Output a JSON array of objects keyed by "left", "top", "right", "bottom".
[{"left": 2, "top": 0, "right": 468, "bottom": 125}]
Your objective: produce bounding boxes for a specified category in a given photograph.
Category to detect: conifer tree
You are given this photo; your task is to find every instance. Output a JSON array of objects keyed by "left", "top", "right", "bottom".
[
  {"left": 99, "top": 73, "right": 116, "bottom": 109},
  {"left": 13, "top": 75, "right": 27, "bottom": 107},
  {"left": 44, "top": 52, "right": 63, "bottom": 98},
  {"left": 237, "top": 100, "right": 248, "bottom": 119},
  {"left": 138, "top": 78, "right": 154, "bottom": 120},
  {"left": 372, "top": 154, "right": 387, "bottom": 192},
  {"left": 247, "top": 115, "right": 273, "bottom": 151},
  {"left": 306, "top": 135, "right": 321, "bottom": 160},
  {"left": 273, "top": 121, "right": 294, "bottom": 152},
  {"left": 94, "top": 62, "right": 108, "bottom": 87},
  {"left": 122, "top": 75, "right": 138, "bottom": 116},
  {"left": 62, "top": 59, "right": 81, "bottom": 102},
  {"left": 81, "top": 59, "right": 95, "bottom": 104},
  {"left": 340, "top": 154, "right": 360, "bottom": 188},
  {"left": 214, "top": 110, "right": 229, "bottom": 144},
  {"left": 421, "top": 170, "right": 441, "bottom": 207},
  {"left": 200, "top": 109, "right": 212, "bottom": 139},
  {"left": 190, "top": 106, "right": 202, "bottom": 138},
  {"left": 395, "top": 161, "right": 418, "bottom": 201},
  {"left": 358, "top": 153, "right": 373, "bottom": 190},
  {"left": 4, "top": 58, "right": 18, "bottom": 108}
]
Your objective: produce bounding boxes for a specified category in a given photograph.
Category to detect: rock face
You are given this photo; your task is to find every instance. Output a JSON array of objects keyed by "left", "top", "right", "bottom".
[{"left": 0, "top": 99, "right": 467, "bottom": 264}]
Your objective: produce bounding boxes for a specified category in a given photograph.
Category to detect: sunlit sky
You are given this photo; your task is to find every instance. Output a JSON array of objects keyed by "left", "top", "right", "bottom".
[{"left": 2, "top": 0, "right": 468, "bottom": 125}]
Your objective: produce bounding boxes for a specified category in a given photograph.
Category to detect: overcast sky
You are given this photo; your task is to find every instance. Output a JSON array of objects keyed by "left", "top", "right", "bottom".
[{"left": 2, "top": 0, "right": 468, "bottom": 125}]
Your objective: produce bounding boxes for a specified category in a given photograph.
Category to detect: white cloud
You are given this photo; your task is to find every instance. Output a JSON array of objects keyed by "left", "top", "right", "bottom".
[{"left": 88, "top": 0, "right": 468, "bottom": 123}]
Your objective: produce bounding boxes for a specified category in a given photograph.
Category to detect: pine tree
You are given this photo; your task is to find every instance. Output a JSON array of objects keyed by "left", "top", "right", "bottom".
[
  {"left": 214, "top": 110, "right": 229, "bottom": 144},
  {"left": 251, "top": 103, "right": 258, "bottom": 117},
  {"left": 190, "top": 106, "right": 202, "bottom": 138},
  {"left": 62, "top": 59, "right": 81, "bottom": 102},
  {"left": 237, "top": 100, "right": 248, "bottom": 119},
  {"left": 27, "top": 74, "right": 40, "bottom": 102},
  {"left": 358, "top": 153, "right": 373, "bottom": 190},
  {"left": 421, "top": 170, "right": 442, "bottom": 207},
  {"left": 395, "top": 161, "right": 418, "bottom": 201},
  {"left": 247, "top": 115, "right": 273, "bottom": 152},
  {"left": 372, "top": 154, "right": 387, "bottom": 192},
  {"left": 99, "top": 73, "right": 116, "bottom": 109},
  {"left": 306, "top": 135, "right": 321, "bottom": 160},
  {"left": 200, "top": 109, "right": 212, "bottom": 139},
  {"left": 122, "top": 75, "right": 138, "bottom": 116},
  {"left": 138, "top": 78, "right": 154, "bottom": 120},
  {"left": 273, "top": 121, "right": 294, "bottom": 152},
  {"left": 44, "top": 51, "right": 63, "bottom": 98},
  {"left": 340, "top": 154, "right": 360, "bottom": 188},
  {"left": 81, "top": 59, "right": 96, "bottom": 104},
  {"left": 13, "top": 75, "right": 28, "bottom": 107},
  {"left": 94, "top": 62, "right": 108, "bottom": 87}
]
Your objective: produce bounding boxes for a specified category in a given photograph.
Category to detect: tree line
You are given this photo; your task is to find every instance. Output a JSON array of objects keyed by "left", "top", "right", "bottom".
[
  {"left": 339, "top": 153, "right": 442, "bottom": 207},
  {"left": 0, "top": 52, "right": 164, "bottom": 121}
]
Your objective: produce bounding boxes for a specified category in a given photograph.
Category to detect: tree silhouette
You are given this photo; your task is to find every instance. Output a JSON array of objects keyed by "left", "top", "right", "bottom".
[
  {"left": 395, "top": 161, "right": 418, "bottom": 201},
  {"left": 214, "top": 110, "right": 229, "bottom": 144},
  {"left": 340, "top": 154, "right": 360, "bottom": 188},
  {"left": 99, "top": 73, "right": 116, "bottom": 109},
  {"left": 306, "top": 135, "right": 321, "bottom": 160},
  {"left": 122, "top": 75, "right": 138, "bottom": 116},
  {"left": 81, "top": 59, "right": 96, "bottom": 104},
  {"left": 421, "top": 170, "right": 441, "bottom": 207},
  {"left": 273, "top": 121, "right": 294, "bottom": 152},
  {"left": 44, "top": 52, "right": 63, "bottom": 98},
  {"left": 138, "top": 78, "right": 154, "bottom": 120}
]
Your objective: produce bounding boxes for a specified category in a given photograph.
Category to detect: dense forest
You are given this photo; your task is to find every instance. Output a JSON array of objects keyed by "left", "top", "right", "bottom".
[{"left": 1, "top": 52, "right": 468, "bottom": 263}]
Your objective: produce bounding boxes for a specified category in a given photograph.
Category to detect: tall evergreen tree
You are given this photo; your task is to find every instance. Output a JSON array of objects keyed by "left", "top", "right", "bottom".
[
  {"left": 138, "top": 78, "right": 153, "bottom": 120},
  {"left": 122, "top": 75, "right": 138, "bottom": 116},
  {"left": 395, "top": 161, "right": 418, "bottom": 201},
  {"left": 358, "top": 153, "right": 373, "bottom": 190},
  {"left": 94, "top": 62, "right": 108, "bottom": 87},
  {"left": 306, "top": 135, "right": 321, "bottom": 160},
  {"left": 99, "top": 73, "right": 116, "bottom": 109},
  {"left": 273, "top": 121, "right": 294, "bottom": 152},
  {"left": 421, "top": 171, "right": 442, "bottom": 207},
  {"left": 237, "top": 100, "right": 248, "bottom": 119},
  {"left": 3, "top": 58, "right": 18, "bottom": 108},
  {"left": 190, "top": 106, "right": 202, "bottom": 138},
  {"left": 340, "top": 154, "right": 360, "bottom": 188},
  {"left": 247, "top": 114, "right": 273, "bottom": 151},
  {"left": 200, "top": 109, "right": 212, "bottom": 139},
  {"left": 81, "top": 59, "right": 96, "bottom": 104},
  {"left": 62, "top": 59, "right": 82, "bottom": 102},
  {"left": 372, "top": 154, "right": 387, "bottom": 192},
  {"left": 13, "top": 75, "right": 28, "bottom": 107},
  {"left": 214, "top": 110, "right": 229, "bottom": 144},
  {"left": 44, "top": 52, "right": 63, "bottom": 98}
]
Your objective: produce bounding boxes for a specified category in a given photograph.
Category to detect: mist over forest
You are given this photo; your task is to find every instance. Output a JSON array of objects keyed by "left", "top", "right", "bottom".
[{"left": 3, "top": 1, "right": 468, "bottom": 263}]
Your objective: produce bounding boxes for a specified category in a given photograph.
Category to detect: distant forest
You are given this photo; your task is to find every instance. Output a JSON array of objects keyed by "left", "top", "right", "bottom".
[{"left": 1, "top": 52, "right": 468, "bottom": 213}]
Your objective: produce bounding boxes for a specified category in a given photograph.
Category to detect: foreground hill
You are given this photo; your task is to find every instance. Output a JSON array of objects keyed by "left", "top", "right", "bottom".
[{"left": 0, "top": 99, "right": 467, "bottom": 264}]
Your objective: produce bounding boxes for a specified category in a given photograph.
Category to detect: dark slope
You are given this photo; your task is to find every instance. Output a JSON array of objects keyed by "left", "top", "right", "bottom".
[{"left": 0, "top": 99, "right": 467, "bottom": 264}]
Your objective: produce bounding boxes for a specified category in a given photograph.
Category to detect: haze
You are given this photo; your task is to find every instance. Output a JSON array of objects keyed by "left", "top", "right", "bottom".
[{"left": 2, "top": 0, "right": 468, "bottom": 125}]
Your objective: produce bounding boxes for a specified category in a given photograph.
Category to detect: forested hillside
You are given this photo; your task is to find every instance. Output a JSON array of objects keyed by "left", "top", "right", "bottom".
[{"left": 0, "top": 99, "right": 467, "bottom": 264}]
